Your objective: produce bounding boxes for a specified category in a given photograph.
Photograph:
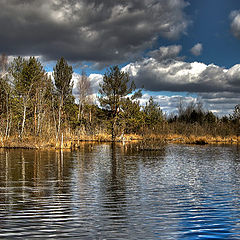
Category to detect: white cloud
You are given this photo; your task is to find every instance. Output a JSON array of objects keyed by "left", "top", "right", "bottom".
[
  {"left": 88, "top": 73, "right": 103, "bottom": 92},
  {"left": 140, "top": 92, "right": 197, "bottom": 115},
  {"left": 72, "top": 73, "right": 102, "bottom": 97},
  {"left": 122, "top": 56, "right": 240, "bottom": 93},
  {"left": 70, "top": 63, "right": 240, "bottom": 116},
  {"left": 148, "top": 45, "right": 183, "bottom": 61},
  {"left": 137, "top": 90, "right": 239, "bottom": 117},
  {"left": 190, "top": 43, "right": 203, "bottom": 56},
  {"left": 230, "top": 10, "right": 240, "bottom": 39},
  {"left": 48, "top": 49, "right": 240, "bottom": 116},
  {"left": 122, "top": 55, "right": 240, "bottom": 116}
]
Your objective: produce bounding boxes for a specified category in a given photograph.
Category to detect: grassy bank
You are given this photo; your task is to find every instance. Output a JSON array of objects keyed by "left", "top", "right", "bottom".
[
  {"left": 0, "top": 133, "right": 239, "bottom": 150},
  {"left": 164, "top": 134, "right": 239, "bottom": 145}
]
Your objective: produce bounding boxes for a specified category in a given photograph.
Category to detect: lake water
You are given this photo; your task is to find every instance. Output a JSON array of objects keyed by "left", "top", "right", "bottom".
[{"left": 1, "top": 143, "right": 240, "bottom": 239}]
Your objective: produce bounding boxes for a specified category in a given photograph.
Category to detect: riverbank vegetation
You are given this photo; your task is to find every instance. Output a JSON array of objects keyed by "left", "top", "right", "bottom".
[{"left": 0, "top": 54, "right": 240, "bottom": 148}]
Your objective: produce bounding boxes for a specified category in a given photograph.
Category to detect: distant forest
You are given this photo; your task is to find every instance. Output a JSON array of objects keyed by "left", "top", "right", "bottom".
[{"left": 0, "top": 54, "right": 239, "bottom": 145}]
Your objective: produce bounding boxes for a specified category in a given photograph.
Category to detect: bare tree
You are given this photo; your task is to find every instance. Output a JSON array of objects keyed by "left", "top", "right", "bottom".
[
  {"left": 77, "top": 70, "right": 92, "bottom": 122},
  {"left": 0, "top": 53, "right": 8, "bottom": 78}
]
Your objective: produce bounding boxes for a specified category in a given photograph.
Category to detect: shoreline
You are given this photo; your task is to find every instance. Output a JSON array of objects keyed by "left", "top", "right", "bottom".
[{"left": 0, "top": 134, "right": 239, "bottom": 150}]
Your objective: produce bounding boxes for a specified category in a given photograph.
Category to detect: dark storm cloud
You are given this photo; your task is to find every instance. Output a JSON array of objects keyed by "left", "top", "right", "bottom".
[
  {"left": 0, "top": 0, "right": 190, "bottom": 65},
  {"left": 199, "top": 92, "right": 240, "bottom": 100}
]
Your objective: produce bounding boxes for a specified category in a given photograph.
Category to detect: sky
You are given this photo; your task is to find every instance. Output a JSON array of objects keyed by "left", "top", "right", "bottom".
[{"left": 1, "top": 0, "right": 240, "bottom": 116}]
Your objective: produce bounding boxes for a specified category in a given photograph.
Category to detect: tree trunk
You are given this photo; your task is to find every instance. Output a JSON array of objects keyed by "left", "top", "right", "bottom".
[
  {"left": 51, "top": 95, "right": 57, "bottom": 140},
  {"left": 37, "top": 111, "right": 41, "bottom": 136},
  {"left": 21, "top": 102, "right": 27, "bottom": 138},
  {"left": 5, "top": 94, "right": 9, "bottom": 138},
  {"left": 34, "top": 104, "right": 37, "bottom": 136},
  {"left": 7, "top": 111, "right": 12, "bottom": 138},
  {"left": 111, "top": 115, "right": 117, "bottom": 141},
  {"left": 111, "top": 121, "right": 115, "bottom": 141},
  {"left": 56, "top": 95, "right": 63, "bottom": 142},
  {"left": 89, "top": 108, "right": 92, "bottom": 123},
  {"left": 77, "top": 101, "right": 82, "bottom": 122},
  {"left": 37, "top": 92, "right": 44, "bottom": 136}
]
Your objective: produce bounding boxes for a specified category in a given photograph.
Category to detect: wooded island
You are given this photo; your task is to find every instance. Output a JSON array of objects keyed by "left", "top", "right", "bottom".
[{"left": 0, "top": 55, "right": 239, "bottom": 148}]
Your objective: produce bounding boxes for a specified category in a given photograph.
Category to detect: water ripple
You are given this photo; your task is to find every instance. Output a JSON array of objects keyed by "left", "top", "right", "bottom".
[{"left": 0, "top": 144, "right": 240, "bottom": 239}]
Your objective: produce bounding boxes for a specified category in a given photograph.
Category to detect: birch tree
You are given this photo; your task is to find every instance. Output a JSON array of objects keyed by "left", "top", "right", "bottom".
[{"left": 77, "top": 70, "right": 92, "bottom": 122}]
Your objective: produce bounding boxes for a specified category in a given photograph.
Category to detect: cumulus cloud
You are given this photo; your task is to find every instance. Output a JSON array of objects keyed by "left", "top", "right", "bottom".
[
  {"left": 190, "top": 43, "right": 203, "bottom": 56},
  {"left": 148, "top": 45, "right": 183, "bottom": 61},
  {"left": 139, "top": 93, "right": 196, "bottom": 114},
  {"left": 121, "top": 54, "right": 240, "bottom": 115},
  {"left": 72, "top": 72, "right": 102, "bottom": 96},
  {"left": 0, "top": 0, "right": 190, "bottom": 66},
  {"left": 123, "top": 58, "right": 230, "bottom": 93},
  {"left": 122, "top": 56, "right": 240, "bottom": 94},
  {"left": 197, "top": 92, "right": 240, "bottom": 115},
  {"left": 138, "top": 91, "right": 239, "bottom": 116},
  {"left": 230, "top": 10, "right": 240, "bottom": 39},
  {"left": 68, "top": 59, "right": 239, "bottom": 116}
]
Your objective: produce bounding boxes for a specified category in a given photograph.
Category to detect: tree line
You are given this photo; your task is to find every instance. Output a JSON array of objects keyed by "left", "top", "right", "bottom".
[{"left": 0, "top": 55, "right": 239, "bottom": 144}]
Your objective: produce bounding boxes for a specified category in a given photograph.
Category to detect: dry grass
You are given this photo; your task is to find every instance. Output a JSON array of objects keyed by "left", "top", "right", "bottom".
[
  {"left": 0, "top": 133, "right": 239, "bottom": 150},
  {"left": 165, "top": 134, "right": 239, "bottom": 144}
]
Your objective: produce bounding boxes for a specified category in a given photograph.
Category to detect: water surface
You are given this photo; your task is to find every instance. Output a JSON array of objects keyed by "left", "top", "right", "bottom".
[{"left": 1, "top": 143, "right": 240, "bottom": 239}]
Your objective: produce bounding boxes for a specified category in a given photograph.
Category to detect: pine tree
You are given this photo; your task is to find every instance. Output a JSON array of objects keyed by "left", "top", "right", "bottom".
[
  {"left": 10, "top": 57, "right": 45, "bottom": 137},
  {"left": 53, "top": 57, "right": 73, "bottom": 141},
  {"left": 144, "top": 96, "right": 163, "bottom": 132},
  {"left": 98, "top": 66, "right": 137, "bottom": 140}
]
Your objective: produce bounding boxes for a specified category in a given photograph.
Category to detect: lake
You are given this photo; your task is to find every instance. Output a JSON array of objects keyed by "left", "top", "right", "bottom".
[{"left": 1, "top": 143, "right": 240, "bottom": 239}]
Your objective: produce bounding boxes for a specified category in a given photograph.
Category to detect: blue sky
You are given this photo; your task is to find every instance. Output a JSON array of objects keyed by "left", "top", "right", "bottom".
[
  {"left": 182, "top": 0, "right": 240, "bottom": 68},
  {"left": 144, "top": 0, "right": 240, "bottom": 69},
  {"left": 1, "top": 0, "right": 240, "bottom": 115}
]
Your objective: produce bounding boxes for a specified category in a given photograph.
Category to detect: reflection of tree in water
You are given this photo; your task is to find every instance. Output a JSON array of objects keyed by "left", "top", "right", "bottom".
[
  {"left": 0, "top": 149, "right": 78, "bottom": 235},
  {"left": 0, "top": 149, "right": 75, "bottom": 210},
  {"left": 97, "top": 142, "right": 168, "bottom": 238},
  {"left": 100, "top": 143, "right": 128, "bottom": 224},
  {"left": 119, "top": 141, "right": 166, "bottom": 168}
]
